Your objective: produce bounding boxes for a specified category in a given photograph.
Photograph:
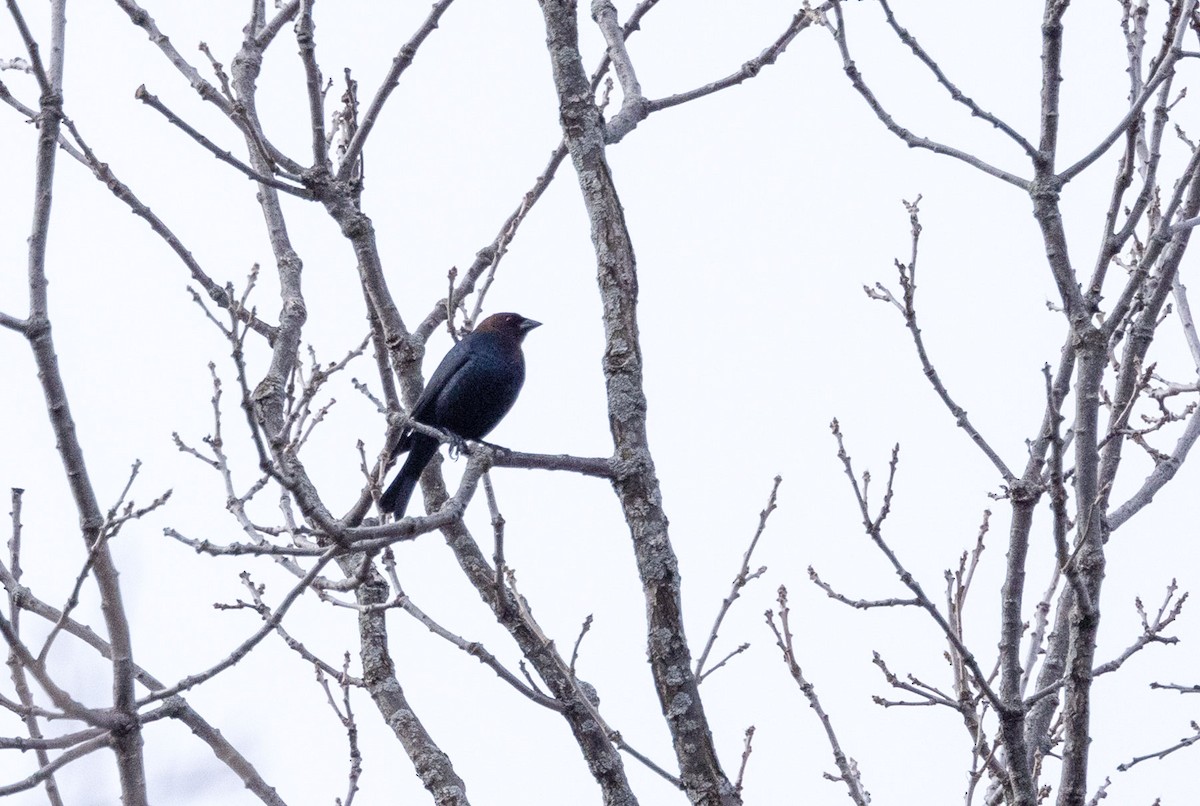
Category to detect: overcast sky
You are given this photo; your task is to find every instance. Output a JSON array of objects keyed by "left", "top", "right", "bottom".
[{"left": 3, "top": 2, "right": 1200, "bottom": 804}]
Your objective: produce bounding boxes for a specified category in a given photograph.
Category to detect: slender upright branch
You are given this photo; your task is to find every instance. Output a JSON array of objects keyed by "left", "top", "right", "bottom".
[
  {"left": 296, "top": 0, "right": 329, "bottom": 169},
  {"left": 8, "top": 0, "right": 147, "bottom": 799},
  {"left": 767, "top": 587, "right": 870, "bottom": 806},
  {"left": 695, "top": 476, "right": 780, "bottom": 680},
  {"left": 537, "top": 2, "right": 736, "bottom": 802},
  {"left": 335, "top": 0, "right": 456, "bottom": 180}
]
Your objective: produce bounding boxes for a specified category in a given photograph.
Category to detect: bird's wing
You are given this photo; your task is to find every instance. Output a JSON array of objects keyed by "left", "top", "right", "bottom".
[
  {"left": 390, "top": 339, "right": 473, "bottom": 459},
  {"left": 409, "top": 339, "right": 472, "bottom": 423}
]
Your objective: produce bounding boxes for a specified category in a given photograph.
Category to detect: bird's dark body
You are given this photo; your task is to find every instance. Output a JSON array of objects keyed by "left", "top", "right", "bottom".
[{"left": 380, "top": 313, "right": 539, "bottom": 518}]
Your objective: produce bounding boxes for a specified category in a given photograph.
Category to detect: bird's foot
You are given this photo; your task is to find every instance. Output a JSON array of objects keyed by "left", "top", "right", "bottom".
[{"left": 444, "top": 430, "right": 470, "bottom": 460}]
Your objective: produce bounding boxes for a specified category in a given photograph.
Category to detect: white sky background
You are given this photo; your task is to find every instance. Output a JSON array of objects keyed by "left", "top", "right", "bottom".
[{"left": 2, "top": 1, "right": 1200, "bottom": 804}]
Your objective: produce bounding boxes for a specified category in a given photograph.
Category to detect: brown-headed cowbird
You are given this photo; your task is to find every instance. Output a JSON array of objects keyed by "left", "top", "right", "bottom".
[{"left": 379, "top": 312, "right": 541, "bottom": 518}]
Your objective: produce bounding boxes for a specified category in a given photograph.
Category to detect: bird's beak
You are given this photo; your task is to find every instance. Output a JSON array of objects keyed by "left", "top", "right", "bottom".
[{"left": 520, "top": 318, "right": 542, "bottom": 332}]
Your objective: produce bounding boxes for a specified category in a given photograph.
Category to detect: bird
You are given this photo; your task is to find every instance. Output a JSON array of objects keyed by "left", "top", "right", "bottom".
[{"left": 379, "top": 312, "right": 541, "bottom": 518}]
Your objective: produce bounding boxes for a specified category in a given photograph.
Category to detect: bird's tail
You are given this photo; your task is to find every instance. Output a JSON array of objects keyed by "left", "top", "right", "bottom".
[{"left": 379, "top": 435, "right": 439, "bottom": 518}]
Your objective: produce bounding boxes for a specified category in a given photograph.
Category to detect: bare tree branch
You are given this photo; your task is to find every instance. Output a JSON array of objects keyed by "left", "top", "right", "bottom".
[
  {"left": 828, "top": 1, "right": 1030, "bottom": 189},
  {"left": 695, "top": 475, "right": 780, "bottom": 680},
  {"left": 767, "top": 586, "right": 870, "bottom": 806},
  {"left": 335, "top": 0, "right": 456, "bottom": 180}
]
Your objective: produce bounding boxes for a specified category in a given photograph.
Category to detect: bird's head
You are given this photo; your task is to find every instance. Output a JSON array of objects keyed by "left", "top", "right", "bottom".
[{"left": 475, "top": 312, "right": 542, "bottom": 342}]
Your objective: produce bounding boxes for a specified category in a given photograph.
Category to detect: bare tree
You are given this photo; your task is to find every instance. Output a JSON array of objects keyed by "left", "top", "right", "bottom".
[
  {"left": 2, "top": 1, "right": 1200, "bottom": 805},
  {"left": 787, "top": 2, "right": 1200, "bottom": 805}
]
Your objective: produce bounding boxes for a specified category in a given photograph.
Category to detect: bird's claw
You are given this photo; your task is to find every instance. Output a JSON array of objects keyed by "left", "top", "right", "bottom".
[{"left": 445, "top": 430, "right": 469, "bottom": 459}]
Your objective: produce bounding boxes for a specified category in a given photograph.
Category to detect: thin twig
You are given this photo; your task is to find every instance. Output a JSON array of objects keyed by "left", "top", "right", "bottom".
[
  {"left": 134, "top": 86, "right": 310, "bottom": 197},
  {"left": 828, "top": 1, "right": 1030, "bottom": 189},
  {"left": 830, "top": 420, "right": 1005, "bottom": 714},
  {"left": 867, "top": 198, "right": 1016, "bottom": 482},
  {"left": 767, "top": 586, "right": 871, "bottom": 806},
  {"left": 695, "top": 475, "right": 781, "bottom": 680},
  {"left": 336, "top": 0, "right": 456, "bottom": 180},
  {"left": 1117, "top": 721, "right": 1200, "bottom": 771}
]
